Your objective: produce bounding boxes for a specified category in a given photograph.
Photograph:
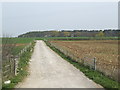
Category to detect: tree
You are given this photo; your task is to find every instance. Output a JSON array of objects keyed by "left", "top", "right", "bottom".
[
  {"left": 96, "top": 31, "right": 104, "bottom": 37},
  {"left": 63, "top": 32, "right": 71, "bottom": 37},
  {"left": 51, "top": 31, "right": 59, "bottom": 37},
  {"left": 74, "top": 32, "right": 81, "bottom": 37}
]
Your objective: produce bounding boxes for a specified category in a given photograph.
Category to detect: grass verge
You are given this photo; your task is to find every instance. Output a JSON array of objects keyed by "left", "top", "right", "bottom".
[
  {"left": 2, "top": 41, "right": 35, "bottom": 90},
  {"left": 44, "top": 40, "right": 120, "bottom": 90}
]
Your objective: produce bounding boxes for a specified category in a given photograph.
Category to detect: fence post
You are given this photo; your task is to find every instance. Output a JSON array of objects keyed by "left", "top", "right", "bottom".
[
  {"left": 94, "top": 57, "right": 96, "bottom": 70},
  {"left": 14, "top": 56, "right": 19, "bottom": 76}
]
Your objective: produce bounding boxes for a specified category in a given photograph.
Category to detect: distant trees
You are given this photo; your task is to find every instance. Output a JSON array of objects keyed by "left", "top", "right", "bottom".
[
  {"left": 18, "top": 29, "right": 120, "bottom": 38},
  {"left": 63, "top": 32, "right": 71, "bottom": 37},
  {"left": 96, "top": 31, "right": 104, "bottom": 37},
  {"left": 51, "top": 31, "right": 60, "bottom": 37},
  {"left": 104, "top": 30, "right": 120, "bottom": 37},
  {"left": 74, "top": 31, "right": 81, "bottom": 37}
]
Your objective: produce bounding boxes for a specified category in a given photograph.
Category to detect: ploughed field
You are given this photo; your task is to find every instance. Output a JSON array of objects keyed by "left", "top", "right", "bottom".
[{"left": 49, "top": 40, "right": 119, "bottom": 81}]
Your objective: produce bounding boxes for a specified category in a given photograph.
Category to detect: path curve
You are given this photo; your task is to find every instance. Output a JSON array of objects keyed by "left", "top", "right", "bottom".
[{"left": 16, "top": 40, "right": 103, "bottom": 88}]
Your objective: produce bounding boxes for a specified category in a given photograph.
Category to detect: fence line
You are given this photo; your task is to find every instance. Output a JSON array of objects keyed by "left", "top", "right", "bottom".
[
  {"left": 2, "top": 42, "right": 32, "bottom": 82},
  {"left": 50, "top": 42, "right": 119, "bottom": 82}
]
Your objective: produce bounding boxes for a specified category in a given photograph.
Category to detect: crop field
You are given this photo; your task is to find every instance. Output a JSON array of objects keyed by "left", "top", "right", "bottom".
[
  {"left": 49, "top": 40, "right": 119, "bottom": 81},
  {"left": 2, "top": 38, "right": 35, "bottom": 55},
  {"left": 12, "top": 38, "right": 35, "bottom": 55},
  {"left": 35, "top": 37, "right": 119, "bottom": 41},
  {"left": 2, "top": 37, "right": 35, "bottom": 62}
]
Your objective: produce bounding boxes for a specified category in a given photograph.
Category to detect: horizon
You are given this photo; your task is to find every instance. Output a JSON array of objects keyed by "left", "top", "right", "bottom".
[
  {"left": 0, "top": 1, "right": 118, "bottom": 37},
  {"left": 18, "top": 29, "right": 119, "bottom": 38}
]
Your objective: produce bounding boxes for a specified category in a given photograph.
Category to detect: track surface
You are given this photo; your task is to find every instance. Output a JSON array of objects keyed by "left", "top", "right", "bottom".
[{"left": 16, "top": 40, "right": 103, "bottom": 88}]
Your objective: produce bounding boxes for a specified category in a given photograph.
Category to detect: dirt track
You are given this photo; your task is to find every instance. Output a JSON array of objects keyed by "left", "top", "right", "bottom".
[{"left": 16, "top": 40, "right": 103, "bottom": 88}]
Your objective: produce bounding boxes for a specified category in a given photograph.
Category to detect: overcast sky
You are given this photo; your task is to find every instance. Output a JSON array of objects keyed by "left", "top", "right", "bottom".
[{"left": 1, "top": 1, "right": 118, "bottom": 37}]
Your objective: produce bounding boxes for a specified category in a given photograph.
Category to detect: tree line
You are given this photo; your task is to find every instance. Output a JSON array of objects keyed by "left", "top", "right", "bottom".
[{"left": 18, "top": 30, "right": 120, "bottom": 37}]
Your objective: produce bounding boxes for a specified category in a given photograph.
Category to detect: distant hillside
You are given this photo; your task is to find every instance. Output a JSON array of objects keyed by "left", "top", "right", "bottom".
[{"left": 18, "top": 30, "right": 120, "bottom": 38}]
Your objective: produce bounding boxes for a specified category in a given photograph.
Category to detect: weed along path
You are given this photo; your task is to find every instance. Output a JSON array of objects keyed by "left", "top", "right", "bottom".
[{"left": 16, "top": 40, "right": 103, "bottom": 88}]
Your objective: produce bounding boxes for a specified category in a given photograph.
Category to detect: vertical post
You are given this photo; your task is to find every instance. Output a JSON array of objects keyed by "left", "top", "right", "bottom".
[
  {"left": 10, "top": 56, "right": 13, "bottom": 78},
  {"left": 82, "top": 58, "right": 84, "bottom": 65},
  {"left": 14, "top": 58, "right": 16, "bottom": 76},
  {"left": 14, "top": 56, "right": 18, "bottom": 76},
  {"left": 94, "top": 57, "right": 96, "bottom": 70}
]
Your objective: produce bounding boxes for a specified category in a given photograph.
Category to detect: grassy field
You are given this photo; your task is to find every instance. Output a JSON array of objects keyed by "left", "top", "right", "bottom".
[
  {"left": 12, "top": 38, "right": 35, "bottom": 55},
  {"left": 49, "top": 40, "right": 119, "bottom": 82},
  {"left": 2, "top": 38, "right": 35, "bottom": 55},
  {"left": 35, "top": 36, "right": 119, "bottom": 41}
]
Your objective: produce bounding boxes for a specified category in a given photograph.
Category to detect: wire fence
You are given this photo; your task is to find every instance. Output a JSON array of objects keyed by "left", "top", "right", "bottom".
[
  {"left": 49, "top": 42, "right": 119, "bottom": 82},
  {"left": 2, "top": 42, "right": 32, "bottom": 82}
]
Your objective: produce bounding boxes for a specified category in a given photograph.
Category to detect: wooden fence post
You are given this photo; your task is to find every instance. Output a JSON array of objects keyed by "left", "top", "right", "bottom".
[
  {"left": 14, "top": 56, "right": 19, "bottom": 76},
  {"left": 94, "top": 57, "right": 96, "bottom": 70}
]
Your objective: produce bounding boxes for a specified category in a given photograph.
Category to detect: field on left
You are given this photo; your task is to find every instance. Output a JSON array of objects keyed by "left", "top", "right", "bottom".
[
  {"left": 2, "top": 38, "right": 35, "bottom": 89},
  {"left": 2, "top": 38, "right": 35, "bottom": 55}
]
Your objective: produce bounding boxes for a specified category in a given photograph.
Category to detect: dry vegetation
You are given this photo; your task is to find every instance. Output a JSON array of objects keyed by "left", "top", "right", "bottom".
[{"left": 49, "top": 40, "right": 119, "bottom": 81}]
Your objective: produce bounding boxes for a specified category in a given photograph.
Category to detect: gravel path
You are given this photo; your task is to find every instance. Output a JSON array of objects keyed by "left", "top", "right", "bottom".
[{"left": 16, "top": 40, "right": 103, "bottom": 88}]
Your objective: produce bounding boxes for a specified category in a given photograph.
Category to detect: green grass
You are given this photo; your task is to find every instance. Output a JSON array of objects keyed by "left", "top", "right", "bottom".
[
  {"left": 2, "top": 37, "right": 35, "bottom": 44},
  {"left": 13, "top": 38, "right": 35, "bottom": 44},
  {"left": 35, "top": 37, "right": 119, "bottom": 41},
  {"left": 12, "top": 45, "right": 25, "bottom": 55},
  {"left": 44, "top": 40, "right": 120, "bottom": 90},
  {"left": 2, "top": 41, "right": 35, "bottom": 90},
  {"left": 1, "top": 37, "right": 119, "bottom": 45},
  {"left": 2, "top": 38, "right": 35, "bottom": 55},
  {"left": 13, "top": 38, "right": 35, "bottom": 54}
]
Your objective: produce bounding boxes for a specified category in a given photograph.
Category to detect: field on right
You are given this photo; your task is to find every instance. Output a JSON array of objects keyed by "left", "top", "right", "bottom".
[{"left": 49, "top": 40, "right": 119, "bottom": 82}]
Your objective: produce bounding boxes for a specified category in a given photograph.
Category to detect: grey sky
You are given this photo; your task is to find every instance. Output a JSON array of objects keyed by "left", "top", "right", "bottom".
[{"left": 1, "top": 2, "right": 118, "bottom": 37}]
